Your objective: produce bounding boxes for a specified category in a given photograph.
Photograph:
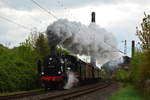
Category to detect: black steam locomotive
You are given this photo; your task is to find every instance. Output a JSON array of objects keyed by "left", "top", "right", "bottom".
[{"left": 37, "top": 53, "right": 101, "bottom": 90}]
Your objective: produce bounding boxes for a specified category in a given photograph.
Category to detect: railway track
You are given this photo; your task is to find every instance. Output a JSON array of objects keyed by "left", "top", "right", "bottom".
[
  {"left": 0, "top": 80, "right": 111, "bottom": 100},
  {"left": 41, "top": 80, "right": 111, "bottom": 100},
  {"left": 0, "top": 90, "right": 47, "bottom": 100}
]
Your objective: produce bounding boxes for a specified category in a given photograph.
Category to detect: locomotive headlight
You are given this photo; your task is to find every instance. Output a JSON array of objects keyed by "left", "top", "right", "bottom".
[
  {"left": 58, "top": 71, "right": 61, "bottom": 74},
  {"left": 67, "top": 67, "right": 71, "bottom": 70},
  {"left": 41, "top": 72, "right": 44, "bottom": 75},
  {"left": 49, "top": 57, "right": 52, "bottom": 60}
]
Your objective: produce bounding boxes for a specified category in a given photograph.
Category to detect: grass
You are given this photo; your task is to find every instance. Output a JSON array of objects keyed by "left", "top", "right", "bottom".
[
  {"left": 0, "top": 88, "right": 43, "bottom": 96},
  {"left": 108, "top": 86, "right": 146, "bottom": 100}
]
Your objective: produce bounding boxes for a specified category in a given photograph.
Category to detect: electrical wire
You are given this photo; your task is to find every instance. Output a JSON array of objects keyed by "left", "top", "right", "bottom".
[
  {"left": 30, "top": 0, "right": 58, "bottom": 20},
  {"left": 105, "top": 42, "right": 124, "bottom": 54},
  {"left": 57, "top": 0, "right": 78, "bottom": 21},
  {"left": 0, "top": 16, "right": 31, "bottom": 30},
  {"left": 1, "top": 0, "right": 46, "bottom": 28}
]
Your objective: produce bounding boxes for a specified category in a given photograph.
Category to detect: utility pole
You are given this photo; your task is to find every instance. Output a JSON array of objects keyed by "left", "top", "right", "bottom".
[
  {"left": 122, "top": 40, "right": 127, "bottom": 56},
  {"left": 124, "top": 40, "right": 127, "bottom": 56}
]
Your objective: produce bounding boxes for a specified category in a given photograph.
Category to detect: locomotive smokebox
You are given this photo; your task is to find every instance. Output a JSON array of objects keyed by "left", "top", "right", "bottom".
[{"left": 91, "top": 12, "right": 95, "bottom": 23}]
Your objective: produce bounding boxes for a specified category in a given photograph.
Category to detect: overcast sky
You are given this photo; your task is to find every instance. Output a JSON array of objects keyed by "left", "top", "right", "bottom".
[{"left": 0, "top": 0, "right": 150, "bottom": 56}]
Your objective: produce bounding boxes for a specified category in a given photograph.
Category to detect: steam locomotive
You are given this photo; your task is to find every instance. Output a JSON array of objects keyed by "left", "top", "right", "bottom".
[{"left": 37, "top": 53, "right": 101, "bottom": 90}]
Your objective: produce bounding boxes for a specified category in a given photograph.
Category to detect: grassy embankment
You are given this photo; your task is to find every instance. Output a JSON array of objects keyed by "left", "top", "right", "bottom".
[
  {"left": 108, "top": 86, "right": 146, "bottom": 100},
  {"left": 0, "top": 89, "right": 42, "bottom": 96}
]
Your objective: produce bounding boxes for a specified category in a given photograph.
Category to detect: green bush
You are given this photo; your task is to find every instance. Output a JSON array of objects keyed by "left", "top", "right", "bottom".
[
  {"left": 129, "top": 51, "right": 150, "bottom": 99},
  {"left": 0, "top": 43, "right": 41, "bottom": 93},
  {"left": 115, "top": 69, "right": 129, "bottom": 82},
  {"left": 129, "top": 52, "right": 143, "bottom": 83}
]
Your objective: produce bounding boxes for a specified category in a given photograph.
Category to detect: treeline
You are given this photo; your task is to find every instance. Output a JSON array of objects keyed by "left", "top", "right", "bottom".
[
  {"left": 129, "top": 14, "right": 150, "bottom": 99},
  {"left": 0, "top": 33, "right": 69, "bottom": 93},
  {"left": 0, "top": 42, "right": 40, "bottom": 92}
]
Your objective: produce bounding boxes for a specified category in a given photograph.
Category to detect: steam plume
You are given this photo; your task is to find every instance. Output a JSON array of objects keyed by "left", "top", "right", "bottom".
[
  {"left": 64, "top": 70, "right": 79, "bottom": 89},
  {"left": 47, "top": 19, "right": 120, "bottom": 64}
]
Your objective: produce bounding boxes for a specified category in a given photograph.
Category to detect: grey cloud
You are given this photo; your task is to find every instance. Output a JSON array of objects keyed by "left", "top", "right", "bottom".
[
  {"left": 0, "top": 0, "right": 149, "bottom": 52},
  {"left": 0, "top": 0, "right": 113, "bottom": 10},
  {"left": 1, "top": 0, "right": 150, "bottom": 11}
]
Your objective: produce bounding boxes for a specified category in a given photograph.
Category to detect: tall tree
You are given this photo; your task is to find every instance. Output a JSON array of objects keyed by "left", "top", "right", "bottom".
[
  {"left": 136, "top": 14, "right": 150, "bottom": 51},
  {"left": 35, "top": 33, "right": 50, "bottom": 58}
]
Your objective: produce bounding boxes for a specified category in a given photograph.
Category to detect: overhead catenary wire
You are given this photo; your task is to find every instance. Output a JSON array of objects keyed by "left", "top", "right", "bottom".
[
  {"left": 22, "top": 4, "right": 48, "bottom": 25},
  {"left": 30, "top": 0, "right": 58, "bottom": 20},
  {"left": 1, "top": 0, "right": 46, "bottom": 31},
  {"left": 57, "top": 0, "right": 79, "bottom": 21},
  {"left": 57, "top": 0, "right": 78, "bottom": 21},
  {"left": 105, "top": 42, "right": 124, "bottom": 54},
  {"left": 0, "top": 16, "right": 31, "bottom": 31}
]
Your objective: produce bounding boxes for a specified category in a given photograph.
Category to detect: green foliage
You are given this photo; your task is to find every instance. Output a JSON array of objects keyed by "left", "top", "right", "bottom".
[
  {"left": 35, "top": 33, "right": 50, "bottom": 59},
  {"left": 129, "top": 52, "right": 141, "bottom": 82},
  {"left": 108, "top": 87, "right": 146, "bottom": 100},
  {"left": 56, "top": 46, "right": 70, "bottom": 55},
  {"left": 136, "top": 14, "right": 150, "bottom": 50},
  {"left": 0, "top": 42, "right": 40, "bottom": 93},
  {"left": 115, "top": 69, "right": 129, "bottom": 81},
  {"left": 138, "top": 51, "right": 150, "bottom": 83},
  {"left": 34, "top": 33, "right": 69, "bottom": 58},
  {"left": 137, "top": 51, "right": 150, "bottom": 99},
  {"left": 129, "top": 51, "right": 150, "bottom": 99}
]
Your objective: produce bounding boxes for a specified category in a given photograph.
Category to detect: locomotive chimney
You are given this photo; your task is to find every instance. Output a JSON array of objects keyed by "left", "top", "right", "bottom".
[{"left": 91, "top": 12, "right": 95, "bottom": 23}]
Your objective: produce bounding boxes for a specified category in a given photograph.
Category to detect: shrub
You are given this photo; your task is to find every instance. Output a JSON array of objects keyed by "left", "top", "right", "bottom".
[
  {"left": 115, "top": 69, "right": 129, "bottom": 82},
  {"left": 129, "top": 51, "right": 150, "bottom": 99}
]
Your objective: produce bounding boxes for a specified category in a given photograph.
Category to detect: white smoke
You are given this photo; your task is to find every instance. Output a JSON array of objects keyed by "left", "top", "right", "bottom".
[
  {"left": 47, "top": 19, "right": 121, "bottom": 64},
  {"left": 101, "top": 56, "right": 125, "bottom": 75},
  {"left": 64, "top": 70, "right": 79, "bottom": 89},
  {"left": 107, "top": 56, "right": 124, "bottom": 67}
]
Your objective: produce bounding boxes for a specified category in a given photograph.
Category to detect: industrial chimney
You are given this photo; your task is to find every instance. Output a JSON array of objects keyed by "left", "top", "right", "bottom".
[
  {"left": 91, "top": 12, "right": 95, "bottom": 23},
  {"left": 131, "top": 40, "right": 135, "bottom": 57},
  {"left": 90, "top": 12, "right": 96, "bottom": 67}
]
